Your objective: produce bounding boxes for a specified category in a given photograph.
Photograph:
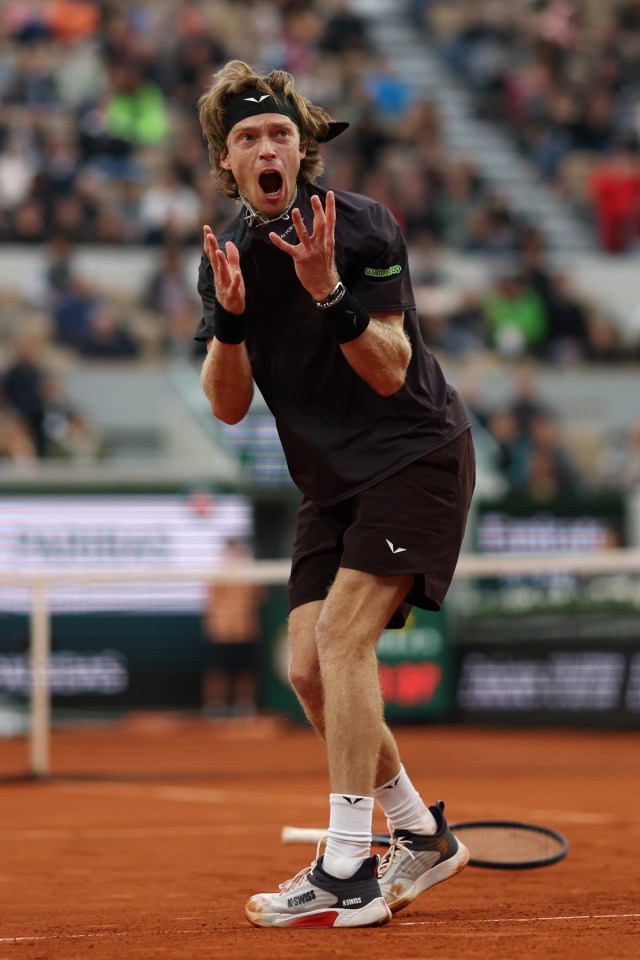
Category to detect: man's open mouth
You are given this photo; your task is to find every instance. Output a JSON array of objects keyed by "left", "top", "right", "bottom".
[{"left": 259, "top": 171, "right": 283, "bottom": 197}]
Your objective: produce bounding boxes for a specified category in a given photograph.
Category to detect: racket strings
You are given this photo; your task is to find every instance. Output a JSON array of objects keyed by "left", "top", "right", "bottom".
[{"left": 457, "top": 825, "right": 565, "bottom": 865}]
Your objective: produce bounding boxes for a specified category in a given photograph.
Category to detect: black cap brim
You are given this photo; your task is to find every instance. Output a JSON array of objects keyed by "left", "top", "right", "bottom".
[{"left": 321, "top": 121, "right": 350, "bottom": 143}]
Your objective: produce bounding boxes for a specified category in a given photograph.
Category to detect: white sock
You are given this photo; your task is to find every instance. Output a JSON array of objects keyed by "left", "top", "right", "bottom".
[
  {"left": 323, "top": 793, "right": 373, "bottom": 879},
  {"left": 374, "top": 765, "right": 437, "bottom": 835}
]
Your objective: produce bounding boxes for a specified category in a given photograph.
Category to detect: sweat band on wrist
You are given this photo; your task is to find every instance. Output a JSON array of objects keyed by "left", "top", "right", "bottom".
[
  {"left": 319, "top": 288, "right": 370, "bottom": 344},
  {"left": 213, "top": 302, "right": 248, "bottom": 344}
]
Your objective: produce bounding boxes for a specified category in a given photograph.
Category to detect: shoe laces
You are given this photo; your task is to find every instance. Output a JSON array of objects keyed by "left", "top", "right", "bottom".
[
  {"left": 378, "top": 821, "right": 415, "bottom": 877},
  {"left": 279, "top": 837, "right": 325, "bottom": 893}
]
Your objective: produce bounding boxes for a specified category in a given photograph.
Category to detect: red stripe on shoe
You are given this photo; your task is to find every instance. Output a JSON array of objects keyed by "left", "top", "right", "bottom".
[{"left": 285, "top": 911, "right": 339, "bottom": 928}]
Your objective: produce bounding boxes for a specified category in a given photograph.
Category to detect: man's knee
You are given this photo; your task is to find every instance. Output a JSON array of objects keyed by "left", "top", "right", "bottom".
[
  {"left": 315, "top": 568, "right": 412, "bottom": 661},
  {"left": 315, "top": 610, "right": 370, "bottom": 664},
  {"left": 288, "top": 656, "right": 323, "bottom": 707}
]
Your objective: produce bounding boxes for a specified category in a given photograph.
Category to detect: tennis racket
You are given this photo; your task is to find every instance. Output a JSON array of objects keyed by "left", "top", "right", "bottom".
[{"left": 282, "top": 819, "right": 568, "bottom": 869}]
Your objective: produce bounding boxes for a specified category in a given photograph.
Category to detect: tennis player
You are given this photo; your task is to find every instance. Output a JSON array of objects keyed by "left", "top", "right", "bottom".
[{"left": 195, "top": 59, "right": 475, "bottom": 928}]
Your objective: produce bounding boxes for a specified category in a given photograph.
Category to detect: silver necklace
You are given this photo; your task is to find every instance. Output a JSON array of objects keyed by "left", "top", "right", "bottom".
[{"left": 240, "top": 190, "right": 297, "bottom": 228}]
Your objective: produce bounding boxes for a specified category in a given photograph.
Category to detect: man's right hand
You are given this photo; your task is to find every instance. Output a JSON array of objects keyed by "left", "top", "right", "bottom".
[{"left": 203, "top": 225, "right": 246, "bottom": 315}]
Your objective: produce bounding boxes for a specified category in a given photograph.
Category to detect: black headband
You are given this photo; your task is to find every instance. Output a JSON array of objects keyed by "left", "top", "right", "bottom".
[{"left": 223, "top": 86, "right": 348, "bottom": 143}]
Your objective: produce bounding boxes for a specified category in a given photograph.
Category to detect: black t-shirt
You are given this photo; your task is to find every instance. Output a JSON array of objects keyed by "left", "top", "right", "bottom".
[{"left": 195, "top": 183, "right": 470, "bottom": 506}]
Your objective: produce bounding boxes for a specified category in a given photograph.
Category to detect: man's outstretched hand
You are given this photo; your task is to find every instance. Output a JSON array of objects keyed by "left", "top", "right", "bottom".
[
  {"left": 269, "top": 191, "right": 340, "bottom": 302},
  {"left": 203, "top": 225, "right": 246, "bottom": 315}
]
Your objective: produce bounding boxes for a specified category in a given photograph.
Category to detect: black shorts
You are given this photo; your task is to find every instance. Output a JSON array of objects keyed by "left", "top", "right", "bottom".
[
  {"left": 206, "top": 641, "right": 258, "bottom": 673},
  {"left": 288, "top": 429, "right": 475, "bottom": 629}
]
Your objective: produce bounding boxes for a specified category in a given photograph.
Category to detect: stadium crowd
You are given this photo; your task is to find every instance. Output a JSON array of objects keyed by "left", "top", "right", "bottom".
[
  {"left": 424, "top": 0, "right": 640, "bottom": 253},
  {"left": 0, "top": 0, "right": 638, "bottom": 496},
  {"left": 0, "top": 0, "right": 539, "bottom": 253}
]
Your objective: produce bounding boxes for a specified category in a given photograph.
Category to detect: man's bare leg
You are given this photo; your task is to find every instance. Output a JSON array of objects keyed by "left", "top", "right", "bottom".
[
  {"left": 287, "top": 573, "right": 410, "bottom": 792},
  {"left": 315, "top": 567, "right": 412, "bottom": 796}
]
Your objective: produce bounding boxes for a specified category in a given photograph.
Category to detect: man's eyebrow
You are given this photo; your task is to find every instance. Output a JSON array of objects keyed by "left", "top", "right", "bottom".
[{"left": 231, "top": 119, "right": 296, "bottom": 135}]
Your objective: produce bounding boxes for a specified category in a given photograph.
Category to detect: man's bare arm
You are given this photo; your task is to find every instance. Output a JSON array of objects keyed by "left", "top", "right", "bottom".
[
  {"left": 200, "top": 339, "right": 254, "bottom": 425},
  {"left": 200, "top": 225, "right": 254, "bottom": 423},
  {"left": 340, "top": 312, "right": 411, "bottom": 396}
]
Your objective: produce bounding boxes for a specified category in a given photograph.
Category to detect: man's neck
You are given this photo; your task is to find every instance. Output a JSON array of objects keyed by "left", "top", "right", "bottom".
[{"left": 239, "top": 188, "right": 298, "bottom": 228}]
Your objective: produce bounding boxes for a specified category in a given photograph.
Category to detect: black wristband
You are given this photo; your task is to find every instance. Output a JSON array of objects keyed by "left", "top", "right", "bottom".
[
  {"left": 213, "top": 302, "right": 248, "bottom": 344},
  {"left": 319, "top": 289, "right": 370, "bottom": 344}
]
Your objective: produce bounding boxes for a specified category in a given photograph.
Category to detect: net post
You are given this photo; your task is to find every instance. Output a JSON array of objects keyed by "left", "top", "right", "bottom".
[{"left": 29, "top": 579, "right": 51, "bottom": 778}]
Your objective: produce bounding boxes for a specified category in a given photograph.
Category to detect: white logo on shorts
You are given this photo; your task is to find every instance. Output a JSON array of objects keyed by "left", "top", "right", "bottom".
[{"left": 386, "top": 539, "right": 406, "bottom": 554}]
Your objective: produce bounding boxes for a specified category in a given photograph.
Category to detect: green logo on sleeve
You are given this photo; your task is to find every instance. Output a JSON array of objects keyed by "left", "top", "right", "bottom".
[{"left": 364, "top": 264, "right": 403, "bottom": 279}]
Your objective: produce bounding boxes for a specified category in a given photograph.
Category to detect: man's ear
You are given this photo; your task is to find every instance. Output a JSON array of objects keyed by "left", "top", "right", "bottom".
[{"left": 220, "top": 151, "right": 232, "bottom": 171}]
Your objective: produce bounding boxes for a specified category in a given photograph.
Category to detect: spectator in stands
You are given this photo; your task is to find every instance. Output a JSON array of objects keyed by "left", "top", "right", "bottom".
[
  {"left": 463, "top": 197, "right": 523, "bottom": 255},
  {"left": 584, "top": 307, "right": 628, "bottom": 363},
  {"left": 318, "top": 0, "right": 370, "bottom": 55},
  {"left": 508, "top": 364, "right": 552, "bottom": 439},
  {"left": 3, "top": 2, "right": 51, "bottom": 44},
  {"left": 542, "top": 271, "right": 591, "bottom": 363},
  {"left": 139, "top": 163, "right": 202, "bottom": 245},
  {"left": 26, "top": 232, "right": 76, "bottom": 309},
  {"left": 0, "top": 331, "right": 104, "bottom": 459},
  {"left": 518, "top": 225, "right": 554, "bottom": 303},
  {"left": 439, "top": 157, "right": 485, "bottom": 248},
  {"left": 522, "top": 411, "right": 584, "bottom": 500},
  {"left": 599, "top": 418, "right": 640, "bottom": 491},
  {"left": 362, "top": 56, "right": 412, "bottom": 121},
  {"left": 45, "top": 0, "right": 101, "bottom": 43},
  {"left": 49, "top": 192, "right": 96, "bottom": 243},
  {"left": 52, "top": 271, "right": 99, "bottom": 350},
  {"left": 391, "top": 164, "right": 442, "bottom": 244},
  {"left": 347, "top": 106, "right": 392, "bottom": 178},
  {"left": 40, "top": 374, "right": 105, "bottom": 460},
  {"left": 2, "top": 335, "right": 47, "bottom": 456},
  {"left": 142, "top": 242, "right": 198, "bottom": 356},
  {"left": 444, "top": 291, "right": 487, "bottom": 356},
  {"left": 589, "top": 137, "right": 640, "bottom": 253},
  {"left": 532, "top": 88, "right": 583, "bottom": 182},
  {"left": 79, "top": 302, "right": 140, "bottom": 360},
  {"left": 8, "top": 196, "right": 47, "bottom": 243},
  {"left": 37, "top": 127, "right": 82, "bottom": 208},
  {"left": 3, "top": 41, "right": 59, "bottom": 107},
  {"left": 482, "top": 262, "right": 548, "bottom": 358},
  {"left": 486, "top": 406, "right": 531, "bottom": 493},
  {"left": 570, "top": 89, "right": 617, "bottom": 156},
  {"left": 0, "top": 129, "right": 39, "bottom": 215},
  {"left": 103, "top": 60, "right": 169, "bottom": 148}
]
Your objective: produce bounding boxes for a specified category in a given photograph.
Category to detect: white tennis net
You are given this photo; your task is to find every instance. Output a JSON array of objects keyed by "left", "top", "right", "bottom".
[{"left": 1, "top": 549, "right": 639, "bottom": 778}]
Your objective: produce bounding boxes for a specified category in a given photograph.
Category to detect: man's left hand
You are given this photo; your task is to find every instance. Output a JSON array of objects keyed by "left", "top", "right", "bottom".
[{"left": 269, "top": 191, "right": 340, "bottom": 302}]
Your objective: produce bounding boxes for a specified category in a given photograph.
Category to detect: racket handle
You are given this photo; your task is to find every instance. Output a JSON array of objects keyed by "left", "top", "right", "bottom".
[
  {"left": 281, "top": 826, "right": 391, "bottom": 846},
  {"left": 282, "top": 826, "right": 326, "bottom": 844}
]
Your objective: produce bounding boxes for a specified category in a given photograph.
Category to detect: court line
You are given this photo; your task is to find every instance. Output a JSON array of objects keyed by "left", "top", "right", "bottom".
[
  {"left": 50, "top": 783, "right": 619, "bottom": 824},
  {"left": 0, "top": 824, "right": 248, "bottom": 841},
  {"left": 0, "top": 934, "right": 129, "bottom": 943},
  {"left": 399, "top": 913, "right": 640, "bottom": 927},
  {"left": 53, "top": 781, "right": 327, "bottom": 807},
  {"left": 2, "top": 914, "right": 639, "bottom": 942}
]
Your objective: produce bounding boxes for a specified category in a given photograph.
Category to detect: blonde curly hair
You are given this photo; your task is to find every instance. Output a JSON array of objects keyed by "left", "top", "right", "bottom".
[{"left": 198, "top": 60, "right": 334, "bottom": 199}]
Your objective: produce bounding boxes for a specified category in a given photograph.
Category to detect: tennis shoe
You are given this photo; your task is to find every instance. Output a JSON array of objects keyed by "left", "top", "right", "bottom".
[
  {"left": 378, "top": 800, "right": 469, "bottom": 914},
  {"left": 245, "top": 846, "right": 392, "bottom": 928}
]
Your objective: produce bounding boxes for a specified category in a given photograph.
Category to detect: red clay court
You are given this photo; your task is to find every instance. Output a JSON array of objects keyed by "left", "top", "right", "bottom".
[{"left": 2, "top": 716, "right": 639, "bottom": 959}]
